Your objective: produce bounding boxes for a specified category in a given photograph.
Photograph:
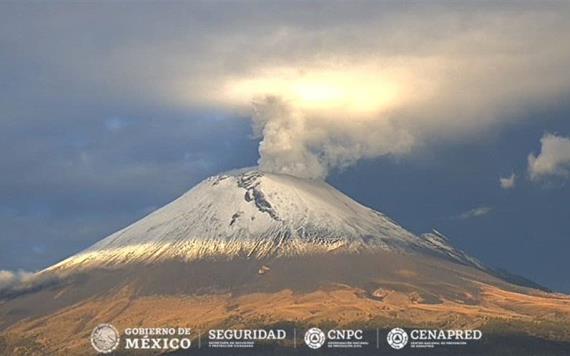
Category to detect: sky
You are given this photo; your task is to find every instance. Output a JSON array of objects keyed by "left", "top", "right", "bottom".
[{"left": 1, "top": 1, "right": 570, "bottom": 292}]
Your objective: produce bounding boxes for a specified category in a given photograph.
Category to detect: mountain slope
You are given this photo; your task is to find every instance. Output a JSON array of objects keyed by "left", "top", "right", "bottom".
[{"left": 49, "top": 170, "right": 480, "bottom": 273}]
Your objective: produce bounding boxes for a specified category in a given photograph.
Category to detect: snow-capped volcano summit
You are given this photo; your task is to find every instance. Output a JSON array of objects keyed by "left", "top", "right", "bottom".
[{"left": 49, "top": 169, "right": 481, "bottom": 272}]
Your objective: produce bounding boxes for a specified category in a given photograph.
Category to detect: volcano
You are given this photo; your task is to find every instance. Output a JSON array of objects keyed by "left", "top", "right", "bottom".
[
  {"left": 47, "top": 169, "right": 490, "bottom": 271},
  {"left": 1, "top": 169, "right": 569, "bottom": 354}
]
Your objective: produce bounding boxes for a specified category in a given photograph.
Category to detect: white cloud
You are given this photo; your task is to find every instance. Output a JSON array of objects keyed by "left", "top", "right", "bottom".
[
  {"left": 190, "top": 3, "right": 570, "bottom": 178},
  {"left": 0, "top": 270, "right": 63, "bottom": 296},
  {"left": 528, "top": 134, "right": 570, "bottom": 181},
  {"left": 459, "top": 207, "right": 492, "bottom": 220},
  {"left": 0, "top": 270, "right": 36, "bottom": 290},
  {"left": 500, "top": 173, "right": 516, "bottom": 189}
]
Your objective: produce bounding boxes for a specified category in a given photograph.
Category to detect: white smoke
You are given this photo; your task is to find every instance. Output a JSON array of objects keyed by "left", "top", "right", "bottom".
[{"left": 251, "top": 96, "right": 414, "bottom": 178}]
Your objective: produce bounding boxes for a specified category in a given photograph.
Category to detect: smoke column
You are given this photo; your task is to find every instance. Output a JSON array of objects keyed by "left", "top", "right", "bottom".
[{"left": 251, "top": 96, "right": 415, "bottom": 179}]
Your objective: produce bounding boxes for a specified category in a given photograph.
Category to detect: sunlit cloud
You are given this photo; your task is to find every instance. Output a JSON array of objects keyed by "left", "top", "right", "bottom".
[
  {"left": 2, "top": 2, "right": 570, "bottom": 178},
  {"left": 220, "top": 63, "right": 431, "bottom": 115},
  {"left": 500, "top": 173, "right": 516, "bottom": 189},
  {"left": 0, "top": 270, "right": 35, "bottom": 290},
  {"left": 528, "top": 133, "right": 570, "bottom": 181}
]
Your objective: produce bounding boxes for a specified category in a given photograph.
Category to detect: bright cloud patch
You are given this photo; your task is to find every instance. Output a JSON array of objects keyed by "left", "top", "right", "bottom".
[
  {"left": 500, "top": 173, "right": 516, "bottom": 189},
  {"left": 528, "top": 134, "right": 570, "bottom": 181},
  {"left": 0, "top": 270, "right": 36, "bottom": 290}
]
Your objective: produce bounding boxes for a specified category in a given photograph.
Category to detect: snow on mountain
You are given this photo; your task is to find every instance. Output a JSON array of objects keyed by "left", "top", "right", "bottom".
[
  {"left": 48, "top": 170, "right": 483, "bottom": 272},
  {"left": 420, "top": 229, "right": 487, "bottom": 270}
]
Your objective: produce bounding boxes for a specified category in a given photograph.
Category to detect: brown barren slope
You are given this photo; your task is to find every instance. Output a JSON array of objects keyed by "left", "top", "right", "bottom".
[{"left": 1, "top": 252, "right": 570, "bottom": 355}]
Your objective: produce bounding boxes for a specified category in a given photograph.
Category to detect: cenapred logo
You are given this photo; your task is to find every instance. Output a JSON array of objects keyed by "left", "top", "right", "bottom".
[
  {"left": 91, "top": 323, "right": 120, "bottom": 354},
  {"left": 304, "top": 327, "right": 326, "bottom": 349},
  {"left": 387, "top": 328, "right": 408, "bottom": 350}
]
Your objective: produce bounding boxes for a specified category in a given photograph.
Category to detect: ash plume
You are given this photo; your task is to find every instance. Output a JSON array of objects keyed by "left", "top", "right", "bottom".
[{"left": 251, "top": 96, "right": 414, "bottom": 179}]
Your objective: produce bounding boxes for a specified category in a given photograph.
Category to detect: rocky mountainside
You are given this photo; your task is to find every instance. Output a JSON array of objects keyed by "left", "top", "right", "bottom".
[{"left": 48, "top": 169, "right": 485, "bottom": 273}]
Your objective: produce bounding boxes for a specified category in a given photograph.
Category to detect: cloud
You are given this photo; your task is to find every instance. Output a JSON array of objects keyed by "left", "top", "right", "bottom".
[
  {"left": 0, "top": 270, "right": 36, "bottom": 290},
  {"left": 500, "top": 173, "right": 516, "bottom": 189},
  {"left": 528, "top": 133, "right": 570, "bottom": 181},
  {"left": 2, "top": 2, "right": 570, "bottom": 178},
  {"left": 0, "top": 270, "right": 64, "bottom": 297},
  {"left": 458, "top": 207, "right": 492, "bottom": 220},
  {"left": 214, "top": 5, "right": 570, "bottom": 178}
]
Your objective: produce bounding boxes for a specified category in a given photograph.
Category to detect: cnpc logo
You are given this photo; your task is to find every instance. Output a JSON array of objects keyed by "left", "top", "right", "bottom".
[{"left": 304, "top": 327, "right": 364, "bottom": 349}]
